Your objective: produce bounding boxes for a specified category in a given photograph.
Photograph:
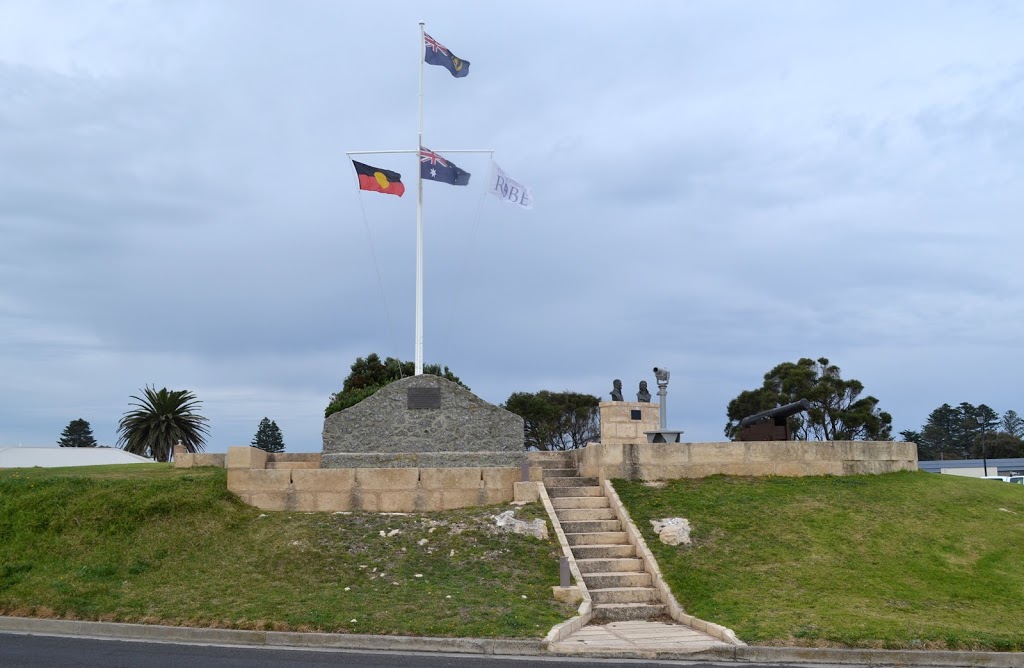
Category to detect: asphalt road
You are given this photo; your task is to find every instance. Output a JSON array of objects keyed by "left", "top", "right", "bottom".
[{"left": 0, "top": 632, "right": 767, "bottom": 668}]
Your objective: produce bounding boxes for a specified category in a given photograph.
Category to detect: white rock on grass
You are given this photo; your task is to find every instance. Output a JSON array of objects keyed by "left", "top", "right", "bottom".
[
  {"left": 494, "top": 510, "right": 548, "bottom": 540},
  {"left": 418, "top": 539, "right": 428, "bottom": 546},
  {"left": 650, "top": 517, "right": 692, "bottom": 546}
]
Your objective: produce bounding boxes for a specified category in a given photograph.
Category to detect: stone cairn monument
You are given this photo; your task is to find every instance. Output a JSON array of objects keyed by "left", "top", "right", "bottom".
[{"left": 322, "top": 374, "right": 525, "bottom": 469}]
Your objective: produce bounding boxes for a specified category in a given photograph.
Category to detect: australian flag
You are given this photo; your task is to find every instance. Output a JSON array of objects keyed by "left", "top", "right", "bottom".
[
  {"left": 421, "top": 147, "right": 471, "bottom": 186},
  {"left": 423, "top": 32, "right": 470, "bottom": 78}
]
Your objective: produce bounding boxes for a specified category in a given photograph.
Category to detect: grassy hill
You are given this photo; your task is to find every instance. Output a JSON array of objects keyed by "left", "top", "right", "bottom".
[
  {"left": 5, "top": 465, "right": 1022, "bottom": 649},
  {"left": 0, "top": 464, "right": 574, "bottom": 637},
  {"left": 614, "top": 471, "right": 1024, "bottom": 651}
]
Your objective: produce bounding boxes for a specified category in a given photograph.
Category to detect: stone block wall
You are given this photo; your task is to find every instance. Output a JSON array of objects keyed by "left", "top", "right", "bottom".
[
  {"left": 598, "top": 401, "right": 659, "bottom": 445},
  {"left": 172, "top": 447, "right": 226, "bottom": 469},
  {"left": 266, "top": 453, "right": 320, "bottom": 469},
  {"left": 174, "top": 448, "right": 320, "bottom": 471},
  {"left": 225, "top": 446, "right": 519, "bottom": 512},
  {"left": 573, "top": 441, "right": 918, "bottom": 481}
]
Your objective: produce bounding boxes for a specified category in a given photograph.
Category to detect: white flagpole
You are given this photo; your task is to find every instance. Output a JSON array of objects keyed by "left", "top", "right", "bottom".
[{"left": 415, "top": 22, "right": 426, "bottom": 375}]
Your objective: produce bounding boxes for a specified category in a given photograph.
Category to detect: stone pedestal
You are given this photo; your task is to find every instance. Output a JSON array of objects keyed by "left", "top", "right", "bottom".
[{"left": 599, "top": 401, "right": 659, "bottom": 445}]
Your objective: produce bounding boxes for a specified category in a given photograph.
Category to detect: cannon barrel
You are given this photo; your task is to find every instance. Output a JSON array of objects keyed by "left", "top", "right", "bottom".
[{"left": 739, "top": 399, "right": 811, "bottom": 429}]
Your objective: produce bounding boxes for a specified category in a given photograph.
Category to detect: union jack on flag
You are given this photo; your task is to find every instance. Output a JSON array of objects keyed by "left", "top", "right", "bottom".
[
  {"left": 423, "top": 33, "right": 449, "bottom": 57},
  {"left": 420, "top": 147, "right": 449, "bottom": 168},
  {"left": 423, "top": 32, "right": 470, "bottom": 78},
  {"left": 419, "top": 147, "right": 470, "bottom": 187}
]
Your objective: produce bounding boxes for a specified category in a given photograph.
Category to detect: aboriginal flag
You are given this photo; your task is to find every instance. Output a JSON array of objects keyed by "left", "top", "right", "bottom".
[{"left": 352, "top": 160, "right": 405, "bottom": 197}]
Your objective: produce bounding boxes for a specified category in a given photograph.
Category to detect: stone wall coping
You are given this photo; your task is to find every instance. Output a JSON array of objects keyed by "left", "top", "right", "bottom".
[
  {"left": 538, "top": 483, "right": 593, "bottom": 645},
  {"left": 603, "top": 480, "right": 744, "bottom": 646},
  {"left": 575, "top": 441, "right": 917, "bottom": 481}
]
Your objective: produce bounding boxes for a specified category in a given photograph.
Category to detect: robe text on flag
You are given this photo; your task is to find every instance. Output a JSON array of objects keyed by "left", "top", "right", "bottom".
[{"left": 487, "top": 161, "right": 533, "bottom": 209}]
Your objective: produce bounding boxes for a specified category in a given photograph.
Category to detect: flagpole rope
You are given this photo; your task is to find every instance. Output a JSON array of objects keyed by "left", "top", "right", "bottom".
[
  {"left": 352, "top": 187, "right": 400, "bottom": 359},
  {"left": 438, "top": 187, "right": 489, "bottom": 366}
]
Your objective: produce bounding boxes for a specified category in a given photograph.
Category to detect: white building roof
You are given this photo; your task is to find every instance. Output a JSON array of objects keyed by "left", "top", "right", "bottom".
[{"left": 0, "top": 447, "right": 154, "bottom": 468}]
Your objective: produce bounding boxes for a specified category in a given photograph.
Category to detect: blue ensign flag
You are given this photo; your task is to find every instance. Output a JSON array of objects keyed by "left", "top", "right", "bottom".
[
  {"left": 423, "top": 32, "right": 470, "bottom": 78},
  {"left": 420, "top": 147, "right": 471, "bottom": 186}
]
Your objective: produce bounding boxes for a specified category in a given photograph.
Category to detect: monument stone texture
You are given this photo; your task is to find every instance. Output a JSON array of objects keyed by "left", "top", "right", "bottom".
[{"left": 321, "top": 375, "right": 525, "bottom": 468}]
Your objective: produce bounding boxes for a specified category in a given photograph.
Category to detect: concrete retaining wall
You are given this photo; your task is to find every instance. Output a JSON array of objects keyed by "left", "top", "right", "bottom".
[{"left": 574, "top": 441, "right": 918, "bottom": 481}]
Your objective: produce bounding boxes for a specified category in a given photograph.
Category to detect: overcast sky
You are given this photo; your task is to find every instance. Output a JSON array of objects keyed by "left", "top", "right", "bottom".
[{"left": 2, "top": 1, "right": 1022, "bottom": 452}]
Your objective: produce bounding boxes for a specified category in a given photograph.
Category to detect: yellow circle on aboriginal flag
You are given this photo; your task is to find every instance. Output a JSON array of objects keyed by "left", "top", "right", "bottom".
[{"left": 374, "top": 171, "right": 390, "bottom": 189}]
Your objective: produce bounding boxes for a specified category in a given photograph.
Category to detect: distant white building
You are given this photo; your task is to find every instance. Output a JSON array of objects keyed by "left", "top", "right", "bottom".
[
  {"left": 919, "top": 458, "right": 1024, "bottom": 477},
  {"left": 939, "top": 467, "right": 989, "bottom": 478},
  {"left": 0, "top": 447, "right": 154, "bottom": 468}
]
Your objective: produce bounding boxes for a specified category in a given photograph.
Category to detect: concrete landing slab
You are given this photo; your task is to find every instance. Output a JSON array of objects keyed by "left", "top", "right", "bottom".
[{"left": 548, "top": 620, "right": 730, "bottom": 655}]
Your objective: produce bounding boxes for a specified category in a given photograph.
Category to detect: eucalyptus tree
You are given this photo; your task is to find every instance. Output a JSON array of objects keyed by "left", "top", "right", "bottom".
[
  {"left": 724, "top": 357, "right": 892, "bottom": 441},
  {"left": 503, "top": 390, "right": 600, "bottom": 451}
]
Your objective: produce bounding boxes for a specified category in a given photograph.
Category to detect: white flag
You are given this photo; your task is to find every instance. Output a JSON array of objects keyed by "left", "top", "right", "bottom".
[{"left": 487, "top": 161, "right": 533, "bottom": 210}]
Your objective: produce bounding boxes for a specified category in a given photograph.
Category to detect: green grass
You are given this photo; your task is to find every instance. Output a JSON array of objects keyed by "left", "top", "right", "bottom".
[
  {"left": 614, "top": 472, "right": 1024, "bottom": 651},
  {"left": 0, "top": 465, "right": 574, "bottom": 637}
]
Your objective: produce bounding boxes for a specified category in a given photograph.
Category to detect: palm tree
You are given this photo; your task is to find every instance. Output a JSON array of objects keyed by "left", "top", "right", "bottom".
[{"left": 117, "top": 386, "right": 210, "bottom": 462}]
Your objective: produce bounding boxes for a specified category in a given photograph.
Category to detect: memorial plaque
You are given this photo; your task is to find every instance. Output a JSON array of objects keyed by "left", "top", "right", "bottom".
[
  {"left": 630, "top": 409, "right": 642, "bottom": 421},
  {"left": 407, "top": 387, "right": 441, "bottom": 409}
]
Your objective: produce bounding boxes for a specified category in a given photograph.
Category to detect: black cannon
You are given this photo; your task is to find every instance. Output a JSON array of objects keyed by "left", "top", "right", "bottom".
[{"left": 737, "top": 399, "right": 811, "bottom": 441}]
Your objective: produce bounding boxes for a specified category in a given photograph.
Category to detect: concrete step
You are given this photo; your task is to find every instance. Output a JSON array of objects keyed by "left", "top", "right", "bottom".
[
  {"left": 544, "top": 476, "right": 599, "bottom": 487},
  {"left": 588, "top": 586, "right": 661, "bottom": 605},
  {"left": 564, "top": 531, "right": 628, "bottom": 546},
  {"left": 546, "top": 486, "right": 603, "bottom": 498},
  {"left": 583, "top": 571, "right": 653, "bottom": 589},
  {"left": 533, "top": 454, "right": 574, "bottom": 468},
  {"left": 560, "top": 519, "right": 622, "bottom": 534},
  {"left": 550, "top": 496, "right": 610, "bottom": 510},
  {"left": 542, "top": 468, "right": 579, "bottom": 478},
  {"left": 575, "top": 558, "right": 644, "bottom": 574},
  {"left": 554, "top": 508, "right": 616, "bottom": 522},
  {"left": 570, "top": 544, "right": 636, "bottom": 560},
  {"left": 592, "top": 602, "right": 668, "bottom": 622}
]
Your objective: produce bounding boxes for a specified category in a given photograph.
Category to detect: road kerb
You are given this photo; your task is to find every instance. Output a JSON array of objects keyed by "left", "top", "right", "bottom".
[{"left": 0, "top": 616, "right": 542, "bottom": 656}]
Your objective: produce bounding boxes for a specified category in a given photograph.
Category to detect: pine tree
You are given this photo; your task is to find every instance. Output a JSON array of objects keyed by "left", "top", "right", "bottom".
[
  {"left": 251, "top": 417, "right": 285, "bottom": 453},
  {"left": 58, "top": 418, "right": 98, "bottom": 448}
]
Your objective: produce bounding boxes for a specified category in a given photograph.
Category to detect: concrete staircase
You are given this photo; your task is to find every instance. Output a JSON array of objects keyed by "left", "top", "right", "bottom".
[{"left": 541, "top": 455, "right": 667, "bottom": 622}]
